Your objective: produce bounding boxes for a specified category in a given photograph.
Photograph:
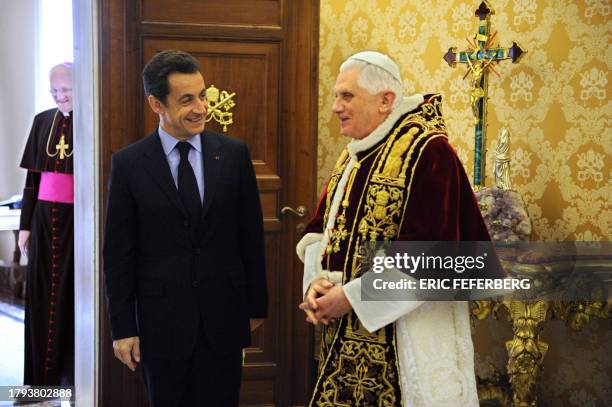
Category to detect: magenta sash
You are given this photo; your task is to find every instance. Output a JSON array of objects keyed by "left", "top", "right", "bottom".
[{"left": 38, "top": 172, "right": 74, "bottom": 204}]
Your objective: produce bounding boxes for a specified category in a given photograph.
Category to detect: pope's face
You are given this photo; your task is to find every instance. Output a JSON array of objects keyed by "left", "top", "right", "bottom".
[
  {"left": 331, "top": 68, "right": 389, "bottom": 140},
  {"left": 149, "top": 72, "right": 208, "bottom": 140},
  {"left": 50, "top": 68, "right": 73, "bottom": 113}
]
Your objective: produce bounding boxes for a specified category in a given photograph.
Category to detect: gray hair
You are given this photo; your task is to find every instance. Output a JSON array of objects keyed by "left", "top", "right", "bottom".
[
  {"left": 49, "top": 62, "right": 73, "bottom": 78},
  {"left": 339, "top": 59, "right": 403, "bottom": 109}
]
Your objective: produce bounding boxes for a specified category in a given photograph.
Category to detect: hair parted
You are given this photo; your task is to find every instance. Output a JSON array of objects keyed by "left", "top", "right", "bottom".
[
  {"left": 339, "top": 59, "right": 404, "bottom": 108},
  {"left": 142, "top": 50, "right": 201, "bottom": 104}
]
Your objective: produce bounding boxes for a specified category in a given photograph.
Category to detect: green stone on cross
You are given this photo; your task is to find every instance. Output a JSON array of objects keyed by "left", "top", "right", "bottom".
[{"left": 443, "top": 0, "right": 526, "bottom": 187}]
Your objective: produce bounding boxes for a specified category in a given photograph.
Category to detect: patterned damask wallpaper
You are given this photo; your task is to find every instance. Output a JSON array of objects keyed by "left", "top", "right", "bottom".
[
  {"left": 318, "top": 1, "right": 611, "bottom": 405},
  {"left": 317, "top": 0, "right": 610, "bottom": 241}
]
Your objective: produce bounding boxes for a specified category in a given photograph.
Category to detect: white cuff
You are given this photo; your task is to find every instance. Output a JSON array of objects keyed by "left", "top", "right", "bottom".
[
  {"left": 296, "top": 232, "right": 323, "bottom": 262},
  {"left": 302, "top": 241, "right": 323, "bottom": 297}
]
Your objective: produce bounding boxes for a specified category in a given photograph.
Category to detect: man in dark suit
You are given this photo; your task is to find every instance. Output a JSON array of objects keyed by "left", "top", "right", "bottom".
[{"left": 103, "top": 49, "right": 268, "bottom": 406}]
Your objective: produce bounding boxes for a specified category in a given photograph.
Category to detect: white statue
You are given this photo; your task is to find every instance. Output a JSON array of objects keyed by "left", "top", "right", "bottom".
[{"left": 495, "top": 128, "right": 512, "bottom": 190}]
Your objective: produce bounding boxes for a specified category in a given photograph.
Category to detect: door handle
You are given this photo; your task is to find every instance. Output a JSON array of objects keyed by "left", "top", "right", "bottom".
[{"left": 281, "top": 205, "right": 307, "bottom": 218}]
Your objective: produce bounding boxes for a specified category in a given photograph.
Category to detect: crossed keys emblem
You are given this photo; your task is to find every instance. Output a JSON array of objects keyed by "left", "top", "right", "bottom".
[{"left": 205, "top": 85, "right": 236, "bottom": 132}]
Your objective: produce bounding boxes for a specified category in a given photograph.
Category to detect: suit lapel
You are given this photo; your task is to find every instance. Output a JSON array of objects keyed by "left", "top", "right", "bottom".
[
  {"left": 200, "top": 130, "right": 222, "bottom": 221},
  {"left": 142, "top": 131, "right": 188, "bottom": 218}
]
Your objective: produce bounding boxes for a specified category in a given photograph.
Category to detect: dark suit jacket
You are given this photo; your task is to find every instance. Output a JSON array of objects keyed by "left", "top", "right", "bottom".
[{"left": 103, "top": 129, "right": 268, "bottom": 360}]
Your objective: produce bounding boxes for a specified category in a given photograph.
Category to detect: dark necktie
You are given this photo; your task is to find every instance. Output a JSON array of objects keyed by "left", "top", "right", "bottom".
[{"left": 177, "top": 141, "right": 202, "bottom": 225}]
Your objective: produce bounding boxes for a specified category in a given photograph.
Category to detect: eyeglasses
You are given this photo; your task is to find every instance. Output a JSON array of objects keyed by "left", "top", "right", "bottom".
[{"left": 50, "top": 88, "right": 72, "bottom": 96}]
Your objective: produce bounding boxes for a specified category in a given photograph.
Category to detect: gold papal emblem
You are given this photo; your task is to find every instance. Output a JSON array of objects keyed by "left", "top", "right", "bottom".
[{"left": 205, "top": 84, "right": 236, "bottom": 132}]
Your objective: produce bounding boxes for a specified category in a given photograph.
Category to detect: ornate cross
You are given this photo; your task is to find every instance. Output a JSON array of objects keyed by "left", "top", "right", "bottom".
[
  {"left": 56, "top": 135, "right": 70, "bottom": 160},
  {"left": 443, "top": 0, "right": 525, "bottom": 187},
  {"left": 338, "top": 358, "right": 383, "bottom": 403}
]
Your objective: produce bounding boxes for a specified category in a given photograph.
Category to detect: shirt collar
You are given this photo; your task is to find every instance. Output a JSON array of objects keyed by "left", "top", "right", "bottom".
[{"left": 158, "top": 126, "right": 202, "bottom": 156}]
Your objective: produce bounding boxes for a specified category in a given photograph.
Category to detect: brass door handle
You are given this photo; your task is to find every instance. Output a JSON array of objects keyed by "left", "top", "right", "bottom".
[{"left": 281, "top": 205, "right": 307, "bottom": 218}]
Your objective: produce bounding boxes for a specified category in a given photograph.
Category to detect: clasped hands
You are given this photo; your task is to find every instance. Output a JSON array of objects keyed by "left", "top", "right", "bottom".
[{"left": 299, "top": 277, "right": 352, "bottom": 326}]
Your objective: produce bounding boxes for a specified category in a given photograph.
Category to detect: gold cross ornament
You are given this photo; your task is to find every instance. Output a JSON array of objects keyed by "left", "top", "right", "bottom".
[{"left": 56, "top": 135, "right": 70, "bottom": 160}]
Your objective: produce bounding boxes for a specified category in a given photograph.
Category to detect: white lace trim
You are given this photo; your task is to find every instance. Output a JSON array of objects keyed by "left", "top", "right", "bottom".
[{"left": 396, "top": 302, "right": 479, "bottom": 406}]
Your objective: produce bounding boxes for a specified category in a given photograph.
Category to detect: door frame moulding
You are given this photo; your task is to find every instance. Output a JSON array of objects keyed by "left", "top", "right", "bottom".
[{"left": 73, "top": 0, "right": 100, "bottom": 405}]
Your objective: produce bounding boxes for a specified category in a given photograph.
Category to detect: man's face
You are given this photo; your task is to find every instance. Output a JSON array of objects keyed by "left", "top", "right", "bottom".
[
  {"left": 331, "top": 68, "right": 391, "bottom": 140},
  {"left": 50, "top": 68, "right": 73, "bottom": 113},
  {"left": 149, "top": 72, "right": 208, "bottom": 140}
]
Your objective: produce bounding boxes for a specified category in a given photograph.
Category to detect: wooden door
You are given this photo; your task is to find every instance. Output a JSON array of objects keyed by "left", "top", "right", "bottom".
[{"left": 99, "top": 1, "right": 319, "bottom": 406}]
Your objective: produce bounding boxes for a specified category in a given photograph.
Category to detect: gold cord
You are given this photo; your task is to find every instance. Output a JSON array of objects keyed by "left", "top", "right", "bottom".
[{"left": 45, "top": 110, "right": 73, "bottom": 159}]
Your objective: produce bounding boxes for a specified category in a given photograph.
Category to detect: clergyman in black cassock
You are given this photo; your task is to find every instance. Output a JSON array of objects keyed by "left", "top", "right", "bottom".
[{"left": 18, "top": 63, "right": 75, "bottom": 385}]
